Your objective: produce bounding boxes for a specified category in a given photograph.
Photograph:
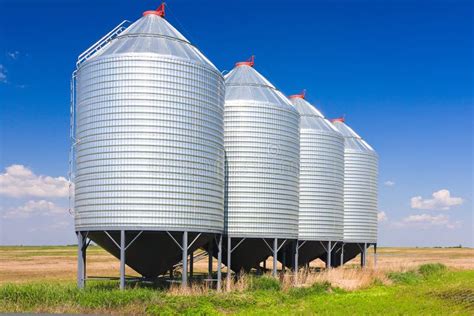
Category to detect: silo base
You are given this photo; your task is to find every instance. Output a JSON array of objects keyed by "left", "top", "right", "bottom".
[
  {"left": 278, "top": 240, "right": 348, "bottom": 270},
  {"left": 323, "top": 242, "right": 375, "bottom": 267},
  {"left": 293, "top": 241, "right": 327, "bottom": 268},
  {"left": 78, "top": 231, "right": 215, "bottom": 278},
  {"left": 211, "top": 237, "right": 289, "bottom": 273}
]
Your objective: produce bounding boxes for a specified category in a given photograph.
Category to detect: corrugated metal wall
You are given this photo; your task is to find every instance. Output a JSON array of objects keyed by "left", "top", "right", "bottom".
[
  {"left": 223, "top": 64, "right": 300, "bottom": 239},
  {"left": 332, "top": 120, "right": 378, "bottom": 243},
  {"left": 291, "top": 96, "right": 344, "bottom": 241}
]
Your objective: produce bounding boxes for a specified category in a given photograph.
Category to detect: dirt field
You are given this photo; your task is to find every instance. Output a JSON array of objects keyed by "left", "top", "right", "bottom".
[{"left": 0, "top": 246, "right": 473, "bottom": 284}]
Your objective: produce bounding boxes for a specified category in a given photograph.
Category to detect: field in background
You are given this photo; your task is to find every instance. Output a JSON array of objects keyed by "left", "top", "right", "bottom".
[{"left": 1, "top": 246, "right": 473, "bottom": 284}]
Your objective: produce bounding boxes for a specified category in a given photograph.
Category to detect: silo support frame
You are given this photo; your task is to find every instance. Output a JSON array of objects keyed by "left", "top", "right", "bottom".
[
  {"left": 225, "top": 237, "right": 246, "bottom": 292},
  {"left": 373, "top": 243, "right": 377, "bottom": 268},
  {"left": 76, "top": 231, "right": 90, "bottom": 289},
  {"left": 356, "top": 243, "right": 368, "bottom": 268},
  {"left": 262, "top": 238, "right": 287, "bottom": 277},
  {"left": 165, "top": 231, "right": 202, "bottom": 288},
  {"left": 216, "top": 234, "right": 223, "bottom": 292},
  {"left": 319, "top": 241, "right": 338, "bottom": 269},
  {"left": 294, "top": 240, "right": 307, "bottom": 285},
  {"left": 102, "top": 230, "right": 143, "bottom": 290},
  {"left": 340, "top": 243, "right": 344, "bottom": 266}
]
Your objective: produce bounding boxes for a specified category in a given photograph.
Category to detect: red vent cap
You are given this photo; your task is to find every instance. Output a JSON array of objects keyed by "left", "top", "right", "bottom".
[
  {"left": 235, "top": 55, "right": 255, "bottom": 67},
  {"left": 289, "top": 90, "right": 306, "bottom": 99},
  {"left": 143, "top": 3, "right": 165, "bottom": 17},
  {"left": 331, "top": 117, "right": 345, "bottom": 123}
]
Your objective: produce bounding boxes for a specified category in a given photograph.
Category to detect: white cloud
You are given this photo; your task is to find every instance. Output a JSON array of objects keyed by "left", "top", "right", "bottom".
[
  {"left": 28, "top": 220, "right": 71, "bottom": 232},
  {"left": 411, "top": 189, "right": 463, "bottom": 210},
  {"left": 378, "top": 211, "right": 388, "bottom": 222},
  {"left": 2, "top": 200, "right": 66, "bottom": 219},
  {"left": 394, "top": 213, "right": 462, "bottom": 230},
  {"left": 384, "top": 180, "right": 395, "bottom": 186},
  {"left": 0, "top": 164, "right": 70, "bottom": 198},
  {"left": 7, "top": 51, "right": 20, "bottom": 60},
  {"left": 0, "top": 64, "right": 6, "bottom": 83},
  {"left": 404, "top": 213, "right": 449, "bottom": 225}
]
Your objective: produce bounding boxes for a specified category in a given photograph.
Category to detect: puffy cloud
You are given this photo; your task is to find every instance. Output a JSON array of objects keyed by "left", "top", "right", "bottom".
[
  {"left": 0, "top": 165, "right": 70, "bottom": 198},
  {"left": 394, "top": 213, "right": 462, "bottom": 230},
  {"left": 2, "top": 200, "right": 66, "bottom": 219},
  {"left": 0, "top": 64, "right": 6, "bottom": 83},
  {"left": 378, "top": 211, "right": 388, "bottom": 222},
  {"left": 411, "top": 189, "right": 463, "bottom": 210},
  {"left": 384, "top": 180, "right": 395, "bottom": 187}
]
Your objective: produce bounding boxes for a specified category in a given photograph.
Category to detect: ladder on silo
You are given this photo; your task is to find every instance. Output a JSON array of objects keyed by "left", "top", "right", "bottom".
[{"left": 76, "top": 20, "right": 130, "bottom": 67}]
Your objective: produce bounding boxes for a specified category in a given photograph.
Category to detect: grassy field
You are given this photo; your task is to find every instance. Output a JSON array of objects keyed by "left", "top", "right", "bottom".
[{"left": 0, "top": 246, "right": 473, "bottom": 315}]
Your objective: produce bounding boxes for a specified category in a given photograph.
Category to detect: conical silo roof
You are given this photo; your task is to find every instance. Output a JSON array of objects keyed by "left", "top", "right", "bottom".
[
  {"left": 290, "top": 94, "right": 340, "bottom": 133},
  {"left": 225, "top": 62, "right": 295, "bottom": 110},
  {"left": 87, "top": 8, "right": 217, "bottom": 69},
  {"left": 332, "top": 118, "right": 376, "bottom": 153}
]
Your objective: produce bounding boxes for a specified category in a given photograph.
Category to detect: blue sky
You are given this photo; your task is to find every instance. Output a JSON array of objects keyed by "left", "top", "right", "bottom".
[{"left": 0, "top": 0, "right": 472, "bottom": 246}]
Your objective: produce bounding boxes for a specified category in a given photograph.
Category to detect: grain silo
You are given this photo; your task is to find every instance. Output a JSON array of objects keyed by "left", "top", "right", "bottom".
[
  {"left": 282, "top": 93, "right": 344, "bottom": 269},
  {"left": 330, "top": 118, "right": 378, "bottom": 267},
  {"left": 72, "top": 5, "right": 225, "bottom": 289},
  {"left": 222, "top": 57, "right": 300, "bottom": 279}
]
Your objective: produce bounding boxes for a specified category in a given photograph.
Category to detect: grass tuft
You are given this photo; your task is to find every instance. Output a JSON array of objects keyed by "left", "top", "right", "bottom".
[
  {"left": 247, "top": 275, "right": 281, "bottom": 291},
  {"left": 388, "top": 270, "right": 422, "bottom": 284},
  {"left": 418, "top": 263, "right": 447, "bottom": 278}
]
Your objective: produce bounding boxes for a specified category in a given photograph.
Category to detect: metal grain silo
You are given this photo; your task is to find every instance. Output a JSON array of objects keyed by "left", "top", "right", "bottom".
[
  {"left": 284, "top": 93, "right": 344, "bottom": 269},
  {"left": 72, "top": 5, "right": 225, "bottom": 289},
  {"left": 222, "top": 57, "right": 300, "bottom": 277},
  {"left": 330, "top": 118, "right": 378, "bottom": 267}
]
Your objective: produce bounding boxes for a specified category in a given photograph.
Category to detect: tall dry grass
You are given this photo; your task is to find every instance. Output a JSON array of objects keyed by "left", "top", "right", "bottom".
[
  {"left": 168, "top": 265, "right": 396, "bottom": 295},
  {"left": 300, "top": 267, "right": 391, "bottom": 291},
  {"left": 164, "top": 257, "right": 453, "bottom": 296}
]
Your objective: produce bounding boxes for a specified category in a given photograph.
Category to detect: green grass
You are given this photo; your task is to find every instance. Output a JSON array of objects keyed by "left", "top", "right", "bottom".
[{"left": 1, "top": 266, "right": 473, "bottom": 315}]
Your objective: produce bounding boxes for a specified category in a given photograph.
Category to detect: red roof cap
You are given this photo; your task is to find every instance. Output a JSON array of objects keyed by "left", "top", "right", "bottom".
[
  {"left": 289, "top": 90, "right": 306, "bottom": 99},
  {"left": 143, "top": 3, "right": 165, "bottom": 17},
  {"left": 331, "top": 117, "right": 345, "bottom": 123},
  {"left": 235, "top": 55, "right": 255, "bottom": 67}
]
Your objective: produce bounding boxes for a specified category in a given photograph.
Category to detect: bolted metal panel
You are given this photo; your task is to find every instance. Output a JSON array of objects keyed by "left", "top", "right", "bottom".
[
  {"left": 224, "top": 65, "right": 300, "bottom": 239},
  {"left": 74, "top": 13, "right": 225, "bottom": 233},
  {"left": 332, "top": 121, "right": 378, "bottom": 243},
  {"left": 291, "top": 97, "right": 344, "bottom": 241}
]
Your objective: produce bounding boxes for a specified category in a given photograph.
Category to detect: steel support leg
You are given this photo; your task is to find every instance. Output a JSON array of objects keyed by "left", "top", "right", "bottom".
[
  {"left": 169, "top": 266, "right": 174, "bottom": 279},
  {"left": 340, "top": 243, "right": 344, "bottom": 266},
  {"left": 263, "top": 259, "right": 266, "bottom": 270},
  {"left": 77, "top": 232, "right": 85, "bottom": 289},
  {"left": 361, "top": 243, "right": 367, "bottom": 268},
  {"left": 226, "top": 236, "right": 231, "bottom": 291},
  {"left": 294, "top": 240, "right": 299, "bottom": 285},
  {"left": 189, "top": 251, "right": 194, "bottom": 278},
  {"left": 364, "top": 242, "right": 367, "bottom": 267},
  {"left": 273, "top": 238, "right": 278, "bottom": 277},
  {"left": 217, "top": 234, "right": 222, "bottom": 292},
  {"left": 208, "top": 241, "right": 213, "bottom": 278},
  {"left": 182, "top": 231, "right": 188, "bottom": 288},
  {"left": 120, "top": 230, "right": 125, "bottom": 290},
  {"left": 374, "top": 243, "right": 377, "bottom": 268},
  {"left": 326, "top": 241, "right": 332, "bottom": 269}
]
